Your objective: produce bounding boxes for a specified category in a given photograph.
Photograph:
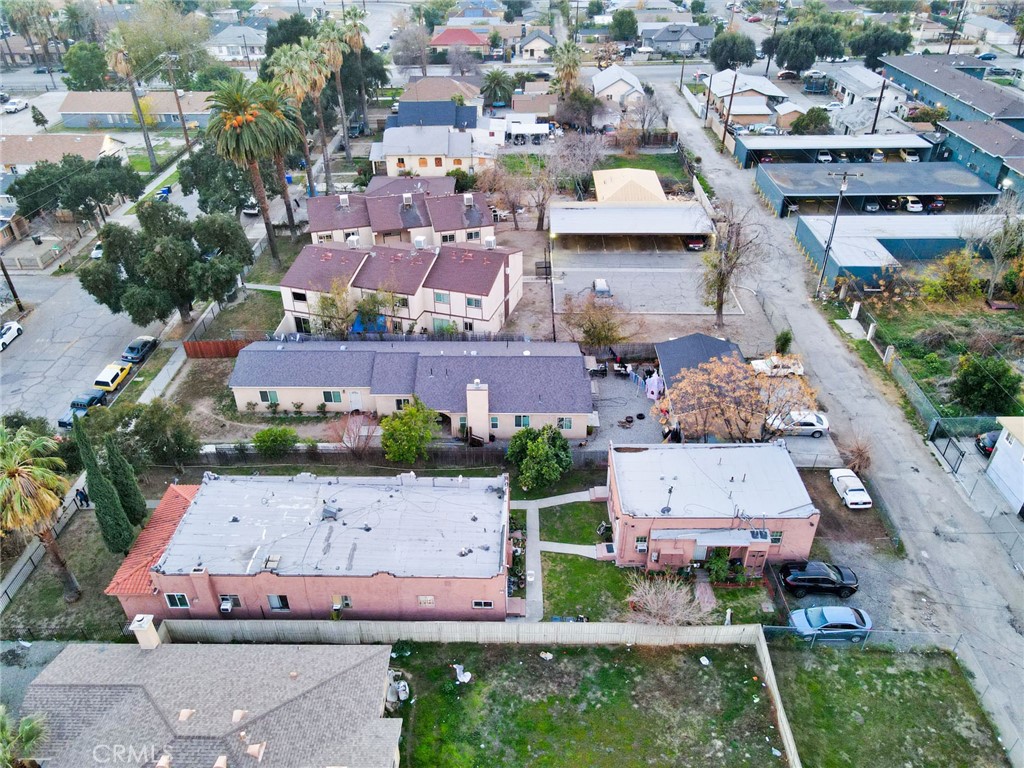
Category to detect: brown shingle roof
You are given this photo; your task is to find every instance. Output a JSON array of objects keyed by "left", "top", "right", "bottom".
[
  {"left": 423, "top": 191, "right": 489, "bottom": 232},
  {"left": 59, "top": 90, "right": 214, "bottom": 116},
  {"left": 307, "top": 193, "right": 370, "bottom": 234},
  {"left": 351, "top": 246, "right": 436, "bottom": 295},
  {"left": 280, "top": 244, "right": 368, "bottom": 291},
  {"left": 400, "top": 76, "right": 481, "bottom": 102},
  {"left": 105, "top": 485, "right": 197, "bottom": 596},
  {"left": 422, "top": 243, "right": 515, "bottom": 296},
  {"left": 0, "top": 134, "right": 124, "bottom": 166}
]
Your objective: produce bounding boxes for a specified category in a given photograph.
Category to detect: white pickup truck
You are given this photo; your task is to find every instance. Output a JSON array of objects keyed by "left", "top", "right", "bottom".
[{"left": 751, "top": 355, "right": 804, "bottom": 377}]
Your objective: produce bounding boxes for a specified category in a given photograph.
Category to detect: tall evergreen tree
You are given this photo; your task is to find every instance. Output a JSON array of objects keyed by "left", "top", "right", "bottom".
[
  {"left": 103, "top": 434, "right": 147, "bottom": 527},
  {"left": 73, "top": 417, "right": 134, "bottom": 554}
]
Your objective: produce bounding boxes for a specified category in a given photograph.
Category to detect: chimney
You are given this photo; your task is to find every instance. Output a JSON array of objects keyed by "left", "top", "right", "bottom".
[
  {"left": 402, "top": 193, "right": 413, "bottom": 208},
  {"left": 129, "top": 614, "right": 161, "bottom": 650},
  {"left": 465, "top": 380, "right": 490, "bottom": 439}
]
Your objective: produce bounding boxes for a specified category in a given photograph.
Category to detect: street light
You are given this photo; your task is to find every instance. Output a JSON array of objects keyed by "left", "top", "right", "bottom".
[{"left": 815, "top": 171, "right": 862, "bottom": 297}]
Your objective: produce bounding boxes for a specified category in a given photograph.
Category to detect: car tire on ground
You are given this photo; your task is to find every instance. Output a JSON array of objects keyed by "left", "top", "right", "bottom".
[
  {"left": 838, "top": 588, "right": 853, "bottom": 598},
  {"left": 850, "top": 635, "right": 863, "bottom": 643},
  {"left": 791, "top": 588, "right": 807, "bottom": 598},
  {"left": 811, "top": 430, "right": 823, "bottom": 438}
]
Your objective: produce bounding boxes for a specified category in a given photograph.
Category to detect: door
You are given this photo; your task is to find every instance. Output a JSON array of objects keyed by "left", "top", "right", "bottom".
[
  {"left": 693, "top": 545, "right": 708, "bottom": 561},
  {"left": 746, "top": 550, "right": 767, "bottom": 576},
  {"left": 349, "top": 391, "right": 362, "bottom": 412}
]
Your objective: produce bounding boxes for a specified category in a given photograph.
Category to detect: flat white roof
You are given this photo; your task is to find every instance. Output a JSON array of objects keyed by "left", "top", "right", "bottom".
[
  {"left": 739, "top": 134, "right": 932, "bottom": 150},
  {"left": 609, "top": 443, "right": 817, "bottom": 520},
  {"left": 550, "top": 202, "right": 714, "bottom": 235},
  {"left": 156, "top": 473, "right": 508, "bottom": 579}
]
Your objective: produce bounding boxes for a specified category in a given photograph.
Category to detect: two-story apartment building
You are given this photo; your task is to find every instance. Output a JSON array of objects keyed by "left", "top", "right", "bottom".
[
  {"left": 227, "top": 341, "right": 593, "bottom": 439},
  {"left": 278, "top": 239, "right": 522, "bottom": 335},
  {"left": 938, "top": 120, "right": 1024, "bottom": 188},
  {"left": 605, "top": 443, "right": 820, "bottom": 576},
  {"left": 373, "top": 126, "right": 496, "bottom": 176},
  {"left": 107, "top": 472, "right": 513, "bottom": 622}
]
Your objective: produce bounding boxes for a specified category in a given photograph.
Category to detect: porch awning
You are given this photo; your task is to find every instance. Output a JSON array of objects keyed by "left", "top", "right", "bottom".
[{"left": 650, "top": 528, "right": 760, "bottom": 547}]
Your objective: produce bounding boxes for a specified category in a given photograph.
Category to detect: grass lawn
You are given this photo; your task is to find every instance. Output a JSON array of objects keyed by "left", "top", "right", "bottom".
[
  {"left": 599, "top": 153, "right": 685, "bottom": 180},
  {"left": 710, "top": 585, "right": 777, "bottom": 625},
  {"left": 395, "top": 642, "right": 785, "bottom": 767},
  {"left": 538, "top": 501, "right": 607, "bottom": 544},
  {"left": 1, "top": 511, "right": 129, "bottom": 642},
  {"left": 200, "top": 289, "right": 283, "bottom": 339},
  {"left": 244, "top": 237, "right": 306, "bottom": 285},
  {"left": 114, "top": 346, "right": 175, "bottom": 406},
  {"left": 541, "top": 553, "right": 631, "bottom": 620},
  {"left": 510, "top": 466, "right": 606, "bottom": 500},
  {"left": 772, "top": 646, "right": 1010, "bottom": 768}
]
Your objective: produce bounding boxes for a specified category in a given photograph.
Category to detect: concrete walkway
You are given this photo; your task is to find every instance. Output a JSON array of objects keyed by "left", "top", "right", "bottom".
[
  {"left": 539, "top": 542, "right": 598, "bottom": 558},
  {"left": 241, "top": 282, "right": 282, "bottom": 292}
]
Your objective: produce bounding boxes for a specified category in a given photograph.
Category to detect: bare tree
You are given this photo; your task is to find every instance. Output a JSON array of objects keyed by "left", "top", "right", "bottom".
[
  {"left": 963, "top": 193, "right": 1024, "bottom": 302},
  {"left": 627, "top": 91, "right": 665, "bottom": 146},
  {"left": 391, "top": 25, "right": 431, "bottom": 76},
  {"left": 551, "top": 131, "right": 608, "bottom": 201},
  {"left": 327, "top": 412, "right": 379, "bottom": 457},
  {"left": 700, "top": 202, "right": 770, "bottom": 328},
  {"left": 559, "top": 293, "right": 646, "bottom": 346},
  {"left": 623, "top": 573, "right": 712, "bottom": 625},
  {"left": 476, "top": 163, "right": 529, "bottom": 230},
  {"left": 447, "top": 44, "right": 481, "bottom": 75}
]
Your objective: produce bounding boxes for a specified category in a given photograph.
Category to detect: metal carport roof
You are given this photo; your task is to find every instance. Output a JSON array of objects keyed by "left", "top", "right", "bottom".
[
  {"left": 738, "top": 134, "right": 934, "bottom": 151},
  {"left": 549, "top": 202, "right": 715, "bottom": 236},
  {"left": 760, "top": 163, "right": 1000, "bottom": 198}
]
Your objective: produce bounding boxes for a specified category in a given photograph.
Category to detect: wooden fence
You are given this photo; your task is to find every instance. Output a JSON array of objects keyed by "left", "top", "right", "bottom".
[{"left": 183, "top": 339, "right": 251, "bottom": 358}]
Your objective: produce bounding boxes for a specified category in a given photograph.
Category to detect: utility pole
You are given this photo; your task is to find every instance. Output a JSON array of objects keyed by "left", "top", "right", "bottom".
[
  {"left": 947, "top": 0, "right": 967, "bottom": 55},
  {"left": 722, "top": 69, "right": 739, "bottom": 142},
  {"left": 0, "top": 256, "right": 25, "bottom": 313},
  {"left": 868, "top": 79, "right": 887, "bottom": 135},
  {"left": 765, "top": 10, "right": 781, "bottom": 77},
  {"left": 163, "top": 54, "right": 192, "bottom": 156},
  {"left": 815, "top": 170, "right": 862, "bottom": 297},
  {"left": 242, "top": 33, "right": 252, "bottom": 70},
  {"left": 116, "top": 48, "right": 158, "bottom": 173},
  {"left": 679, "top": 56, "right": 686, "bottom": 91},
  {"left": 703, "top": 71, "right": 714, "bottom": 125}
]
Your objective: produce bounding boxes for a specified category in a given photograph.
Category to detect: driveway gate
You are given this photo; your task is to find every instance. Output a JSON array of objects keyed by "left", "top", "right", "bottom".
[{"left": 930, "top": 421, "right": 965, "bottom": 473}]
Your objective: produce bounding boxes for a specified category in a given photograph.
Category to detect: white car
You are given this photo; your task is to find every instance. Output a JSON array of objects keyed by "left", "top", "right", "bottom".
[
  {"left": 241, "top": 198, "right": 260, "bottom": 216},
  {"left": 803, "top": 69, "right": 827, "bottom": 79},
  {"left": 90, "top": 242, "right": 103, "bottom": 259},
  {"left": 3, "top": 99, "right": 28, "bottom": 113},
  {"left": 900, "top": 195, "right": 924, "bottom": 212},
  {"left": 870, "top": 149, "right": 885, "bottom": 163},
  {"left": 825, "top": 55, "right": 850, "bottom": 63},
  {"left": 824, "top": 101, "right": 843, "bottom": 111},
  {"left": 829, "top": 469, "right": 873, "bottom": 509},
  {"left": 751, "top": 355, "right": 805, "bottom": 377},
  {"left": 816, "top": 150, "right": 833, "bottom": 163},
  {"left": 0, "top": 321, "right": 23, "bottom": 351},
  {"left": 767, "top": 410, "right": 830, "bottom": 437}
]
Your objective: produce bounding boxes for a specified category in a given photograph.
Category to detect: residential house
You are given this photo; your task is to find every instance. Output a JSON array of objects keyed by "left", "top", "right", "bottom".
[
  {"left": 985, "top": 417, "right": 1024, "bottom": 513},
  {"left": 511, "top": 92, "right": 558, "bottom": 117},
  {"left": 881, "top": 55, "right": 1024, "bottom": 131},
  {"left": 430, "top": 27, "right": 490, "bottom": 53},
  {"left": 520, "top": 29, "right": 556, "bottom": 59},
  {"left": 726, "top": 96, "right": 774, "bottom": 127},
  {"left": 831, "top": 100, "right": 914, "bottom": 136},
  {"left": 938, "top": 120, "right": 1024, "bottom": 188},
  {"left": 827, "top": 66, "right": 908, "bottom": 110},
  {"left": 389, "top": 76, "right": 482, "bottom": 129},
  {"left": 205, "top": 24, "right": 267, "bottom": 64},
  {"left": 306, "top": 189, "right": 495, "bottom": 247},
  {"left": 641, "top": 24, "right": 714, "bottom": 56},
  {"left": 278, "top": 238, "right": 520, "bottom": 335},
  {"left": 229, "top": 341, "right": 592, "bottom": 439},
  {"left": 605, "top": 443, "right": 820, "bottom": 575},
  {"left": 655, "top": 333, "right": 742, "bottom": 383},
  {"left": 0, "top": 34, "right": 35, "bottom": 66},
  {"left": 774, "top": 101, "right": 806, "bottom": 132},
  {"left": 374, "top": 125, "right": 495, "bottom": 176},
  {"left": 0, "top": 134, "right": 129, "bottom": 175},
  {"left": 708, "top": 70, "right": 787, "bottom": 116},
  {"left": 963, "top": 15, "right": 1017, "bottom": 45},
  {"left": 22, "top": 640, "right": 402, "bottom": 768},
  {"left": 107, "top": 473, "right": 513, "bottom": 622},
  {"left": 58, "top": 90, "right": 215, "bottom": 129},
  {"left": 592, "top": 64, "right": 646, "bottom": 111},
  {"left": 0, "top": 195, "right": 29, "bottom": 247},
  {"left": 593, "top": 168, "right": 666, "bottom": 203},
  {"left": 364, "top": 176, "right": 456, "bottom": 197}
]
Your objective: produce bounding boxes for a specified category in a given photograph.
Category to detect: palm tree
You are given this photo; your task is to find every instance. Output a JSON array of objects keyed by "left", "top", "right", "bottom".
[
  {"left": 299, "top": 36, "right": 335, "bottom": 195},
  {"left": 267, "top": 43, "right": 317, "bottom": 198},
  {"left": 317, "top": 20, "right": 352, "bottom": 162},
  {"left": 256, "top": 81, "right": 303, "bottom": 243},
  {"left": 481, "top": 68, "right": 515, "bottom": 107},
  {"left": 552, "top": 40, "right": 583, "bottom": 97},
  {"left": 4, "top": 0, "right": 41, "bottom": 66},
  {"left": 0, "top": 705, "right": 46, "bottom": 768},
  {"left": 341, "top": 7, "right": 370, "bottom": 129},
  {"left": 206, "top": 72, "right": 283, "bottom": 265},
  {"left": 0, "top": 425, "right": 79, "bottom": 603},
  {"left": 105, "top": 28, "right": 157, "bottom": 172}
]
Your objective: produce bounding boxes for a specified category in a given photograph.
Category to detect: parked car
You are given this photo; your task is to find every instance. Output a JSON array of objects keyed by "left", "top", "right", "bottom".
[
  {"left": 824, "top": 101, "right": 843, "bottom": 111},
  {"left": 0, "top": 321, "right": 23, "bottom": 351},
  {"left": 836, "top": 151, "right": 850, "bottom": 163},
  {"left": 899, "top": 195, "right": 924, "bottom": 212},
  {"left": 829, "top": 468, "right": 873, "bottom": 509},
  {"left": 683, "top": 236, "right": 706, "bottom": 251},
  {"left": 121, "top": 336, "right": 159, "bottom": 364},
  {"left": 975, "top": 430, "right": 1000, "bottom": 457},
  {"left": 155, "top": 185, "right": 172, "bottom": 202},
  {"left": 4, "top": 98, "right": 28, "bottom": 113},
  {"left": 759, "top": 152, "right": 777, "bottom": 163},
  {"left": 767, "top": 410, "right": 830, "bottom": 437},
  {"left": 348, "top": 121, "right": 365, "bottom": 138},
  {"left": 755, "top": 49, "right": 766, "bottom": 59},
  {"left": 777, "top": 70, "right": 799, "bottom": 81},
  {"left": 32, "top": 65, "right": 50, "bottom": 74},
  {"left": 57, "top": 389, "right": 108, "bottom": 430},
  {"left": 757, "top": 125, "right": 782, "bottom": 136},
  {"left": 789, "top": 606, "right": 873, "bottom": 642},
  {"left": 90, "top": 242, "right": 103, "bottom": 259},
  {"left": 825, "top": 55, "right": 850, "bottom": 63},
  {"left": 881, "top": 196, "right": 899, "bottom": 211},
  {"left": 863, "top": 198, "right": 881, "bottom": 213},
  {"left": 816, "top": 150, "right": 833, "bottom": 163},
  {"left": 779, "top": 561, "right": 859, "bottom": 598},
  {"left": 390, "top": 101, "right": 399, "bottom": 114},
  {"left": 746, "top": 14, "right": 763, "bottom": 21},
  {"left": 988, "top": 67, "right": 1011, "bottom": 76},
  {"left": 532, "top": 71, "right": 552, "bottom": 81},
  {"left": 242, "top": 197, "right": 259, "bottom": 216},
  {"left": 870, "top": 149, "right": 886, "bottom": 163},
  {"left": 975, "top": 52, "right": 998, "bottom": 61},
  {"left": 899, "top": 148, "right": 920, "bottom": 163},
  {"left": 924, "top": 195, "right": 946, "bottom": 212},
  {"left": 751, "top": 355, "right": 804, "bottom": 377},
  {"left": 379, "top": 42, "right": 390, "bottom": 52},
  {"left": 803, "top": 69, "right": 826, "bottom": 79},
  {"left": 0, "top": 92, "right": 9, "bottom": 104},
  {"left": 93, "top": 362, "right": 132, "bottom": 392}
]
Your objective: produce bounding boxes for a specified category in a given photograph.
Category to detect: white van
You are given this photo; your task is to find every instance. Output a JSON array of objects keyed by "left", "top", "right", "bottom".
[{"left": 593, "top": 279, "right": 612, "bottom": 298}]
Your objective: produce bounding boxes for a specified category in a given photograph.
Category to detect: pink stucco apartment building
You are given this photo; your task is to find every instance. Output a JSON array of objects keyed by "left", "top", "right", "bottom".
[
  {"left": 107, "top": 472, "right": 513, "bottom": 623},
  {"left": 605, "top": 443, "right": 820, "bottom": 576}
]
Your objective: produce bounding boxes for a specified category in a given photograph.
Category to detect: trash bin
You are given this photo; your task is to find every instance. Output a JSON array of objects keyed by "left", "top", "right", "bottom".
[
  {"left": 31, "top": 235, "right": 43, "bottom": 245},
  {"left": 285, "top": 173, "right": 293, "bottom": 184}
]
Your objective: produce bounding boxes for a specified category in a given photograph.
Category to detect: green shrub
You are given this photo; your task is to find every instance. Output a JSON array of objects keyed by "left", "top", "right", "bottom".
[
  {"left": 774, "top": 329, "right": 793, "bottom": 355},
  {"left": 252, "top": 426, "right": 299, "bottom": 458},
  {"left": 951, "top": 354, "right": 1023, "bottom": 415}
]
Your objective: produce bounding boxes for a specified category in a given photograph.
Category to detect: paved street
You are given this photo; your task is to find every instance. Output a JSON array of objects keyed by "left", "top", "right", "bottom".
[{"left": 657, "top": 81, "right": 1024, "bottom": 764}]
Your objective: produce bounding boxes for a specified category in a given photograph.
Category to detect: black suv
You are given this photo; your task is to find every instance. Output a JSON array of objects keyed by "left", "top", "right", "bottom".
[
  {"left": 57, "top": 389, "right": 108, "bottom": 430},
  {"left": 779, "top": 561, "right": 859, "bottom": 598}
]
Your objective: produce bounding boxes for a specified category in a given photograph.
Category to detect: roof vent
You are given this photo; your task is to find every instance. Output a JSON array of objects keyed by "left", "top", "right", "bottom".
[
  {"left": 413, "top": 235, "right": 426, "bottom": 249},
  {"left": 338, "top": 193, "right": 350, "bottom": 208},
  {"left": 463, "top": 192, "right": 474, "bottom": 207},
  {"left": 263, "top": 554, "right": 281, "bottom": 572},
  {"left": 245, "top": 743, "right": 266, "bottom": 761},
  {"left": 470, "top": 350, "right": 477, "bottom": 356},
  {"left": 484, "top": 236, "right": 497, "bottom": 249},
  {"left": 231, "top": 709, "right": 248, "bottom": 723},
  {"left": 156, "top": 756, "right": 172, "bottom": 768},
  {"left": 474, "top": 378, "right": 480, "bottom": 384},
  {"left": 523, "top": 350, "right": 531, "bottom": 356},
  {"left": 402, "top": 192, "right": 413, "bottom": 208},
  {"left": 178, "top": 709, "right": 196, "bottom": 721},
  {"left": 434, "top": 246, "right": 441, "bottom": 255},
  {"left": 322, "top": 504, "right": 340, "bottom": 521},
  {"left": 347, "top": 234, "right": 360, "bottom": 248},
  {"left": 458, "top": 547, "right": 474, "bottom": 556},
  {"left": 214, "top": 758, "right": 228, "bottom": 768}
]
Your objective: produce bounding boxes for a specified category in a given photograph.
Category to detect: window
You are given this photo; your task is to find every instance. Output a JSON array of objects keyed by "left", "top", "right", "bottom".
[
  {"left": 344, "top": 230, "right": 358, "bottom": 239},
  {"left": 318, "top": 232, "right": 334, "bottom": 243},
  {"left": 453, "top": 158, "right": 463, "bottom": 166},
  {"left": 434, "top": 291, "right": 450, "bottom": 304},
  {"left": 335, "top": 595, "right": 353, "bottom": 609},
  {"left": 441, "top": 233, "right": 456, "bottom": 243},
  {"left": 268, "top": 594, "right": 290, "bottom": 611},
  {"left": 557, "top": 417, "right": 572, "bottom": 430},
  {"left": 165, "top": 593, "right": 189, "bottom": 609},
  {"left": 770, "top": 531, "right": 783, "bottom": 545},
  {"left": 395, "top": 398, "right": 411, "bottom": 410},
  {"left": 397, "top": 157, "right": 406, "bottom": 168},
  {"left": 467, "top": 230, "right": 480, "bottom": 240},
  {"left": 291, "top": 290, "right": 307, "bottom": 303},
  {"left": 463, "top": 320, "right": 474, "bottom": 332},
  {"left": 1006, "top": 432, "right": 1015, "bottom": 446},
  {"left": 635, "top": 536, "right": 648, "bottom": 551},
  {"left": 259, "top": 390, "right": 278, "bottom": 404},
  {"left": 472, "top": 600, "right": 494, "bottom": 609},
  {"left": 418, "top": 595, "right": 435, "bottom": 607},
  {"left": 295, "top": 317, "right": 311, "bottom": 334},
  {"left": 395, "top": 296, "right": 409, "bottom": 308},
  {"left": 323, "top": 390, "right": 342, "bottom": 403},
  {"left": 466, "top": 297, "right": 483, "bottom": 309},
  {"left": 219, "top": 594, "right": 241, "bottom": 608},
  {"left": 434, "top": 157, "right": 443, "bottom": 167},
  {"left": 514, "top": 415, "right": 530, "bottom": 428},
  {"left": 459, "top": 416, "right": 467, "bottom": 431},
  {"left": 490, "top": 416, "right": 499, "bottom": 430},
  {"left": 418, "top": 157, "right": 428, "bottom": 167}
]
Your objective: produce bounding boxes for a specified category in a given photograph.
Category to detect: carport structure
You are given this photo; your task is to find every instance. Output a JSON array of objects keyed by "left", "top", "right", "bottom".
[
  {"left": 548, "top": 201, "right": 716, "bottom": 253},
  {"left": 734, "top": 134, "right": 934, "bottom": 169},
  {"left": 755, "top": 162, "right": 1001, "bottom": 217}
]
